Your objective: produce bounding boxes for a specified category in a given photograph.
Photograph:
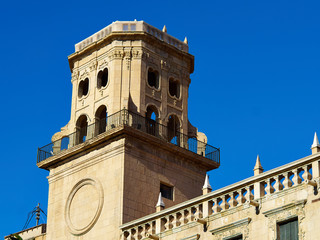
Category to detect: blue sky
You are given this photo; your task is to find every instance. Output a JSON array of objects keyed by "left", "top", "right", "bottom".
[{"left": 1, "top": 0, "right": 320, "bottom": 237}]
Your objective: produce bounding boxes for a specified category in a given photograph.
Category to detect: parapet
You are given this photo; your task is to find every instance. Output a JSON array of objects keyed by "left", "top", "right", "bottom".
[{"left": 74, "top": 20, "right": 189, "bottom": 53}]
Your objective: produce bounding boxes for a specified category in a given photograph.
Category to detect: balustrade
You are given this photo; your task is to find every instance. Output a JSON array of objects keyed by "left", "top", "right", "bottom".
[{"left": 121, "top": 160, "right": 316, "bottom": 240}]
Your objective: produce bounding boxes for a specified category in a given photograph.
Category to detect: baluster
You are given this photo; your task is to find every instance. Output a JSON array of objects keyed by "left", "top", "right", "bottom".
[
  {"left": 162, "top": 217, "right": 169, "bottom": 231},
  {"left": 122, "top": 231, "right": 129, "bottom": 240},
  {"left": 238, "top": 189, "right": 246, "bottom": 204},
  {"left": 229, "top": 192, "right": 238, "bottom": 207},
  {"left": 219, "top": 196, "right": 228, "bottom": 210},
  {"left": 194, "top": 204, "right": 203, "bottom": 219},
  {"left": 302, "top": 165, "right": 312, "bottom": 181},
  {"left": 136, "top": 227, "right": 142, "bottom": 240},
  {"left": 282, "top": 172, "right": 293, "bottom": 189},
  {"left": 213, "top": 198, "right": 222, "bottom": 213},
  {"left": 173, "top": 212, "right": 181, "bottom": 227},
  {"left": 292, "top": 169, "right": 302, "bottom": 185},
  {"left": 273, "top": 176, "right": 283, "bottom": 192},
  {"left": 167, "top": 215, "right": 174, "bottom": 230},
  {"left": 265, "top": 178, "right": 274, "bottom": 195},
  {"left": 246, "top": 186, "right": 254, "bottom": 201},
  {"left": 144, "top": 223, "right": 151, "bottom": 238},
  {"left": 183, "top": 209, "right": 191, "bottom": 224}
]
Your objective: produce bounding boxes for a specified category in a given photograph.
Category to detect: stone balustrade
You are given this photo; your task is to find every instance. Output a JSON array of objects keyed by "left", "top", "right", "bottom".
[
  {"left": 120, "top": 153, "right": 320, "bottom": 239},
  {"left": 74, "top": 21, "right": 189, "bottom": 53}
]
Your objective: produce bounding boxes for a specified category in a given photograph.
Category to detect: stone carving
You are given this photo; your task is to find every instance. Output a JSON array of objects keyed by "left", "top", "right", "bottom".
[
  {"left": 210, "top": 217, "right": 251, "bottom": 240},
  {"left": 72, "top": 70, "right": 79, "bottom": 81},
  {"left": 109, "top": 49, "right": 124, "bottom": 60},
  {"left": 98, "top": 59, "right": 108, "bottom": 70},
  {"left": 132, "top": 50, "right": 144, "bottom": 59},
  {"left": 89, "top": 60, "right": 97, "bottom": 71},
  {"left": 263, "top": 199, "right": 306, "bottom": 240},
  {"left": 65, "top": 178, "right": 104, "bottom": 236},
  {"left": 124, "top": 50, "right": 131, "bottom": 70},
  {"left": 80, "top": 69, "right": 89, "bottom": 80}
]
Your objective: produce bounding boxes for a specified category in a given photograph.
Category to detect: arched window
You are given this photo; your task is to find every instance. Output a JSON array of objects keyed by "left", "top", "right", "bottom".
[
  {"left": 97, "top": 68, "right": 108, "bottom": 89},
  {"left": 167, "top": 114, "right": 180, "bottom": 143},
  {"left": 169, "top": 78, "right": 180, "bottom": 98},
  {"left": 95, "top": 105, "right": 107, "bottom": 135},
  {"left": 147, "top": 68, "right": 159, "bottom": 89},
  {"left": 76, "top": 115, "right": 88, "bottom": 144},
  {"left": 78, "top": 78, "right": 89, "bottom": 98},
  {"left": 146, "top": 105, "right": 159, "bottom": 136}
]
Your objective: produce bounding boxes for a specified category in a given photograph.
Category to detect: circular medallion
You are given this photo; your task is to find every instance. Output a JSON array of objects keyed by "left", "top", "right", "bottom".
[{"left": 65, "top": 178, "right": 104, "bottom": 235}]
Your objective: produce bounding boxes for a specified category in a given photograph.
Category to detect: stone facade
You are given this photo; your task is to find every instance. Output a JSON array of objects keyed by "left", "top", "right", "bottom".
[{"left": 6, "top": 21, "right": 320, "bottom": 240}]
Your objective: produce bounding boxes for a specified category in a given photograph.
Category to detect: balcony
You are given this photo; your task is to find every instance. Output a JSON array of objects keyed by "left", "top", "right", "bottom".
[{"left": 37, "top": 109, "right": 220, "bottom": 165}]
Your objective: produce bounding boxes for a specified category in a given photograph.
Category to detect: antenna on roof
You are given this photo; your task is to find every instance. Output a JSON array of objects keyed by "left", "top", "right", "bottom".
[{"left": 22, "top": 203, "right": 47, "bottom": 230}]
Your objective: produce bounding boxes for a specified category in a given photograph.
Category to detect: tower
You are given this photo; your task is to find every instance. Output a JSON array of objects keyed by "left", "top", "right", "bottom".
[{"left": 37, "top": 21, "right": 220, "bottom": 239}]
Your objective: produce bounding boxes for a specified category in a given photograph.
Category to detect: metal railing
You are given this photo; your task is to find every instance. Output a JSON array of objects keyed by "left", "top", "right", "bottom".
[{"left": 37, "top": 109, "right": 220, "bottom": 164}]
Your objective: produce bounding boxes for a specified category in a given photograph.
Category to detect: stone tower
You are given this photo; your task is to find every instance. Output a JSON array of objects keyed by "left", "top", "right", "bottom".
[{"left": 37, "top": 21, "right": 220, "bottom": 239}]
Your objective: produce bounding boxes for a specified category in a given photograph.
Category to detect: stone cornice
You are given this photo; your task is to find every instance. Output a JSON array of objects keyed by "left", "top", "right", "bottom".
[
  {"left": 68, "top": 32, "right": 194, "bottom": 74},
  {"left": 263, "top": 199, "right": 307, "bottom": 217},
  {"left": 209, "top": 217, "right": 251, "bottom": 235}
]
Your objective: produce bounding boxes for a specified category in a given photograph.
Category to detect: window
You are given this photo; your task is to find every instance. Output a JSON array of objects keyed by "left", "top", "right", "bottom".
[
  {"left": 224, "top": 235, "right": 243, "bottom": 240},
  {"left": 160, "top": 183, "right": 173, "bottom": 200},
  {"left": 146, "top": 106, "right": 158, "bottom": 136},
  {"left": 169, "top": 78, "right": 180, "bottom": 98},
  {"left": 78, "top": 78, "right": 89, "bottom": 98},
  {"left": 278, "top": 218, "right": 298, "bottom": 240},
  {"left": 147, "top": 68, "right": 159, "bottom": 89},
  {"left": 76, "top": 115, "right": 88, "bottom": 144},
  {"left": 95, "top": 105, "right": 107, "bottom": 135},
  {"left": 97, "top": 68, "right": 108, "bottom": 89}
]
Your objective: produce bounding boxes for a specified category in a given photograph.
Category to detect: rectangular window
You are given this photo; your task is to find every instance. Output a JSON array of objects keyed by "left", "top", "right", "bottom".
[
  {"left": 223, "top": 234, "right": 242, "bottom": 240},
  {"left": 160, "top": 183, "right": 173, "bottom": 200},
  {"left": 278, "top": 218, "right": 298, "bottom": 240}
]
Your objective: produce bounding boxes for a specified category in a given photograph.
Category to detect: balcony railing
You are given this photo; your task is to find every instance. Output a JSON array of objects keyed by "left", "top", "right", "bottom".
[{"left": 37, "top": 109, "right": 220, "bottom": 164}]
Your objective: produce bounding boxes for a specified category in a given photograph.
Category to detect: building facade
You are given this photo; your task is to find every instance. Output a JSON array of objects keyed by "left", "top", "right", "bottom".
[{"left": 6, "top": 21, "right": 320, "bottom": 240}]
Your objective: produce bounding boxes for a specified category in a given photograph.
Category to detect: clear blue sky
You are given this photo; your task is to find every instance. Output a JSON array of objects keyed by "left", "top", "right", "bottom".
[{"left": 1, "top": 0, "right": 320, "bottom": 237}]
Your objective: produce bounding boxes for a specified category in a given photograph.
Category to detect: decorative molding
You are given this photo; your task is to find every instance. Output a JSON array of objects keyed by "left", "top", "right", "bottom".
[
  {"left": 263, "top": 199, "right": 307, "bottom": 240},
  {"left": 210, "top": 217, "right": 251, "bottom": 240},
  {"left": 89, "top": 60, "right": 97, "bottom": 71},
  {"left": 181, "top": 234, "right": 200, "bottom": 240},
  {"left": 72, "top": 70, "right": 79, "bottom": 81},
  {"left": 79, "top": 69, "right": 89, "bottom": 80},
  {"left": 108, "top": 49, "right": 124, "bottom": 60},
  {"left": 65, "top": 178, "right": 104, "bottom": 236}
]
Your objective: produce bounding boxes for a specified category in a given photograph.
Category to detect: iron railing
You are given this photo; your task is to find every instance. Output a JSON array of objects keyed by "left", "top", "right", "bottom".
[{"left": 37, "top": 109, "right": 220, "bottom": 164}]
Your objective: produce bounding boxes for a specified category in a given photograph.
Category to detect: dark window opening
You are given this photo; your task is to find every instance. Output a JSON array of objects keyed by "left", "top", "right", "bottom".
[
  {"left": 160, "top": 183, "right": 173, "bottom": 200},
  {"left": 278, "top": 218, "right": 298, "bottom": 240},
  {"left": 224, "top": 235, "right": 243, "bottom": 240},
  {"left": 169, "top": 78, "right": 180, "bottom": 98},
  {"left": 76, "top": 115, "right": 88, "bottom": 144},
  {"left": 97, "top": 68, "right": 108, "bottom": 89},
  {"left": 148, "top": 68, "right": 159, "bottom": 89},
  {"left": 78, "top": 78, "right": 89, "bottom": 98},
  {"left": 167, "top": 115, "right": 180, "bottom": 143},
  {"left": 146, "top": 106, "right": 158, "bottom": 136},
  {"left": 95, "top": 105, "right": 108, "bottom": 135}
]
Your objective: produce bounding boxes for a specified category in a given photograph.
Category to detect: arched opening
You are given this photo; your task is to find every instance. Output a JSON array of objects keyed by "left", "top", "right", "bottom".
[
  {"left": 78, "top": 78, "right": 89, "bottom": 98},
  {"left": 95, "top": 105, "right": 108, "bottom": 135},
  {"left": 97, "top": 68, "right": 108, "bottom": 89},
  {"left": 167, "top": 114, "right": 180, "bottom": 143},
  {"left": 146, "top": 105, "right": 159, "bottom": 136},
  {"left": 76, "top": 115, "right": 88, "bottom": 144},
  {"left": 147, "top": 68, "right": 159, "bottom": 89},
  {"left": 169, "top": 78, "right": 180, "bottom": 98},
  {"left": 60, "top": 136, "right": 70, "bottom": 151}
]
